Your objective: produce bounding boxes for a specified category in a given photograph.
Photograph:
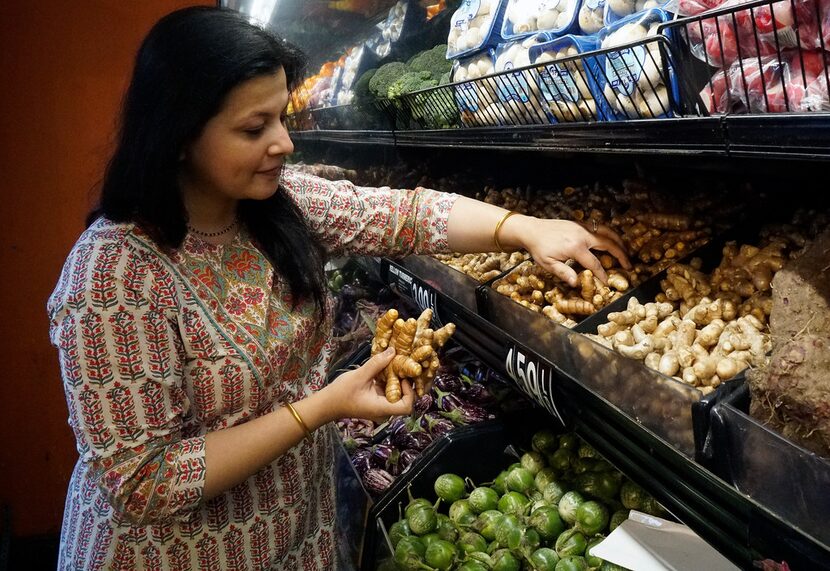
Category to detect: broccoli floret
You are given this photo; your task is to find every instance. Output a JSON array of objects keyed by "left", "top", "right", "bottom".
[
  {"left": 353, "top": 68, "right": 377, "bottom": 113},
  {"left": 353, "top": 69, "right": 376, "bottom": 101},
  {"left": 439, "top": 71, "right": 452, "bottom": 85},
  {"left": 387, "top": 71, "right": 438, "bottom": 99},
  {"left": 410, "top": 89, "right": 458, "bottom": 129},
  {"left": 368, "top": 62, "right": 408, "bottom": 99},
  {"left": 408, "top": 44, "right": 453, "bottom": 77}
]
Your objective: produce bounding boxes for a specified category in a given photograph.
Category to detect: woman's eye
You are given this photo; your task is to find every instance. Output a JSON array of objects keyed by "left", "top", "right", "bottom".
[{"left": 244, "top": 126, "right": 265, "bottom": 136}]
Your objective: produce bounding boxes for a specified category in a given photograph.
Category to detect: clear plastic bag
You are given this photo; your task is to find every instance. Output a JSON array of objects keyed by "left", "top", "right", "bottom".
[
  {"left": 502, "top": 0, "right": 582, "bottom": 39},
  {"left": 530, "top": 34, "right": 612, "bottom": 121},
  {"left": 725, "top": 49, "right": 830, "bottom": 112},
  {"left": 598, "top": 9, "right": 679, "bottom": 119},
  {"left": 447, "top": 0, "right": 509, "bottom": 59},
  {"left": 681, "top": 0, "right": 830, "bottom": 68}
]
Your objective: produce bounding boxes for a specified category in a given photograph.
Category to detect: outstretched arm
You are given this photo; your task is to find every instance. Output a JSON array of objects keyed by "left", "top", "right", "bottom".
[{"left": 446, "top": 195, "right": 631, "bottom": 286}]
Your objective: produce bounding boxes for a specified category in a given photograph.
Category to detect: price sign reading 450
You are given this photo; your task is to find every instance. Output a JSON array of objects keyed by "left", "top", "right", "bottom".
[{"left": 504, "top": 345, "right": 563, "bottom": 424}]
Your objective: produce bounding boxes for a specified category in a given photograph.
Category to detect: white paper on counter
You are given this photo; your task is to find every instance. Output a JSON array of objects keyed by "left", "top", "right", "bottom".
[{"left": 590, "top": 511, "right": 741, "bottom": 571}]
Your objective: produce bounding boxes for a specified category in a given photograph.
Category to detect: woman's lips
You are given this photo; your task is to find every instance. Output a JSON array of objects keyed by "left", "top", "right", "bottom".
[{"left": 257, "top": 165, "right": 282, "bottom": 177}]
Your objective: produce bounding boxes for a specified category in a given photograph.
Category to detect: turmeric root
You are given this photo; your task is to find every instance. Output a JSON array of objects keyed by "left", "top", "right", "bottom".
[
  {"left": 373, "top": 309, "right": 456, "bottom": 401},
  {"left": 433, "top": 323, "right": 456, "bottom": 348},
  {"left": 371, "top": 309, "right": 399, "bottom": 355},
  {"left": 392, "top": 319, "right": 417, "bottom": 356},
  {"left": 391, "top": 355, "right": 422, "bottom": 378}
]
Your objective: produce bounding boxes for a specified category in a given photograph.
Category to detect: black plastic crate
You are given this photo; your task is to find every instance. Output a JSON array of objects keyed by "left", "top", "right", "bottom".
[
  {"left": 709, "top": 383, "right": 830, "bottom": 551},
  {"left": 360, "top": 410, "right": 564, "bottom": 571}
]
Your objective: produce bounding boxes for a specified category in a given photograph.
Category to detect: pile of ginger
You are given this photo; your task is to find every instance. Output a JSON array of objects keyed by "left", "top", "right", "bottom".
[
  {"left": 371, "top": 308, "right": 455, "bottom": 403},
  {"left": 587, "top": 240, "right": 790, "bottom": 391}
]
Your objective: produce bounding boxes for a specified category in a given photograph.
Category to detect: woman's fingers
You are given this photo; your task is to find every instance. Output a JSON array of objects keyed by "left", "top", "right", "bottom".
[
  {"left": 578, "top": 222, "right": 631, "bottom": 270},
  {"left": 592, "top": 232, "right": 631, "bottom": 270},
  {"left": 598, "top": 226, "right": 627, "bottom": 253},
  {"left": 542, "top": 259, "right": 579, "bottom": 287},
  {"left": 385, "top": 380, "right": 414, "bottom": 415},
  {"left": 571, "top": 248, "right": 608, "bottom": 284},
  {"left": 361, "top": 347, "right": 395, "bottom": 381}
]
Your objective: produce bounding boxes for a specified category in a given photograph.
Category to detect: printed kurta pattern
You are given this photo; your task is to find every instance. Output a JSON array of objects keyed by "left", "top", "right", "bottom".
[{"left": 48, "top": 169, "right": 457, "bottom": 570}]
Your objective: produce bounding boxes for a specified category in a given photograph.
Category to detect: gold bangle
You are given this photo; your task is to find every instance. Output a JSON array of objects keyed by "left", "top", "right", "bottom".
[
  {"left": 285, "top": 402, "right": 313, "bottom": 442},
  {"left": 493, "top": 211, "right": 518, "bottom": 253}
]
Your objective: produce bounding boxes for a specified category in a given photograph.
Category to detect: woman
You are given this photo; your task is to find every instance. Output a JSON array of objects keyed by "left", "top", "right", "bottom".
[{"left": 48, "top": 6, "right": 629, "bottom": 570}]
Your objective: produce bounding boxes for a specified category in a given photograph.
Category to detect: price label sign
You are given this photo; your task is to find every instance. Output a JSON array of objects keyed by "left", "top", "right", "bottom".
[
  {"left": 504, "top": 344, "right": 563, "bottom": 424},
  {"left": 387, "top": 263, "right": 442, "bottom": 325}
]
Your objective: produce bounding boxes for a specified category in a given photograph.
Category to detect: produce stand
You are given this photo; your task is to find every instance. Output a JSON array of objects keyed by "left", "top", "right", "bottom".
[{"left": 227, "top": 0, "right": 830, "bottom": 568}]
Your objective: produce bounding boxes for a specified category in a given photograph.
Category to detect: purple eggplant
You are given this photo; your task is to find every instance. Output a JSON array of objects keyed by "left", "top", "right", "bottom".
[
  {"left": 364, "top": 468, "right": 395, "bottom": 495},
  {"left": 429, "top": 418, "right": 455, "bottom": 437},
  {"left": 371, "top": 444, "right": 394, "bottom": 469},
  {"left": 351, "top": 448, "right": 372, "bottom": 476},
  {"left": 419, "top": 413, "right": 455, "bottom": 437},
  {"left": 392, "top": 428, "right": 433, "bottom": 451},
  {"left": 337, "top": 311, "right": 356, "bottom": 333},
  {"left": 387, "top": 416, "right": 407, "bottom": 437},
  {"left": 342, "top": 435, "right": 370, "bottom": 453},
  {"left": 433, "top": 373, "right": 463, "bottom": 393},
  {"left": 386, "top": 449, "right": 402, "bottom": 477},
  {"left": 458, "top": 382, "right": 497, "bottom": 408},
  {"left": 413, "top": 394, "right": 435, "bottom": 417},
  {"left": 340, "top": 284, "right": 371, "bottom": 303},
  {"left": 434, "top": 388, "right": 494, "bottom": 425},
  {"left": 399, "top": 449, "right": 420, "bottom": 473}
]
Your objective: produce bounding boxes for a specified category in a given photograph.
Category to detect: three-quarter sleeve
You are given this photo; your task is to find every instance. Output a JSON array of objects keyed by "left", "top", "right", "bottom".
[
  {"left": 48, "top": 231, "right": 206, "bottom": 525},
  {"left": 281, "top": 168, "right": 459, "bottom": 257}
]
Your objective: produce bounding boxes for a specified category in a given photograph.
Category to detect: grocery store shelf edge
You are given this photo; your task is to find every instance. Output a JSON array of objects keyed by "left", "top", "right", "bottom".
[{"left": 291, "top": 113, "right": 830, "bottom": 159}]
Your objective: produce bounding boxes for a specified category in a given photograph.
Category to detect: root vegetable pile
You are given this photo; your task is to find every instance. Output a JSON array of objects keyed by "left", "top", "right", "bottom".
[
  {"left": 372, "top": 308, "right": 456, "bottom": 402},
  {"left": 587, "top": 211, "right": 829, "bottom": 393},
  {"left": 289, "top": 162, "right": 358, "bottom": 181},
  {"left": 588, "top": 295, "right": 770, "bottom": 393},
  {"left": 494, "top": 261, "right": 641, "bottom": 327},
  {"left": 434, "top": 251, "right": 529, "bottom": 282},
  {"left": 748, "top": 225, "right": 830, "bottom": 457}
]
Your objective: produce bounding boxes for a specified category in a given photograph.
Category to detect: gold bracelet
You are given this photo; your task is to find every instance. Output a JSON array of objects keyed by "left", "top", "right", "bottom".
[
  {"left": 493, "top": 211, "right": 518, "bottom": 252},
  {"left": 285, "top": 402, "right": 313, "bottom": 442}
]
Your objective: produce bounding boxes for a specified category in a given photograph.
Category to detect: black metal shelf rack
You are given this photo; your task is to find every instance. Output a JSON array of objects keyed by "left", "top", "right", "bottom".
[
  {"left": 367, "top": 255, "right": 830, "bottom": 570},
  {"left": 291, "top": 112, "right": 830, "bottom": 159},
  {"left": 290, "top": 0, "right": 830, "bottom": 160}
]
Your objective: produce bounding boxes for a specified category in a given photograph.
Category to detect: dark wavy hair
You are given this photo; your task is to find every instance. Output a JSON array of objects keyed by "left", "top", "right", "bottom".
[{"left": 89, "top": 6, "right": 327, "bottom": 312}]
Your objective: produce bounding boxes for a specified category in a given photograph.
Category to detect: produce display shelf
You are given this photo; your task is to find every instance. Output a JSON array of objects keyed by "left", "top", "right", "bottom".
[
  {"left": 377, "top": 254, "right": 830, "bottom": 569},
  {"left": 290, "top": 130, "right": 397, "bottom": 146},
  {"left": 290, "top": 112, "right": 830, "bottom": 159}
]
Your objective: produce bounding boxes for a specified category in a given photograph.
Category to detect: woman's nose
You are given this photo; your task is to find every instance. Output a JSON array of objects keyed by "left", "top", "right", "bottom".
[{"left": 267, "top": 127, "right": 294, "bottom": 156}]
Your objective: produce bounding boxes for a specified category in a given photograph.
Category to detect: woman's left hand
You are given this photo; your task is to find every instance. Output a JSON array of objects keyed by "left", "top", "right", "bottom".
[{"left": 516, "top": 217, "right": 631, "bottom": 287}]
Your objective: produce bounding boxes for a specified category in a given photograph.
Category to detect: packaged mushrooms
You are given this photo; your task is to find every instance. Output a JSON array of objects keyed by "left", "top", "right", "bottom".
[
  {"left": 502, "top": 0, "right": 581, "bottom": 39},
  {"left": 447, "top": 0, "right": 506, "bottom": 59},
  {"left": 531, "top": 35, "right": 607, "bottom": 122},
  {"left": 599, "top": 9, "right": 676, "bottom": 119},
  {"left": 452, "top": 49, "right": 503, "bottom": 126},
  {"left": 578, "top": 0, "right": 607, "bottom": 34},
  {"left": 494, "top": 35, "right": 550, "bottom": 124}
]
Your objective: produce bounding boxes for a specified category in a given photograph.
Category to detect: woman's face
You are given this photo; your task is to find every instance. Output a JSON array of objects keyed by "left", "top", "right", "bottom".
[{"left": 181, "top": 68, "right": 294, "bottom": 203}]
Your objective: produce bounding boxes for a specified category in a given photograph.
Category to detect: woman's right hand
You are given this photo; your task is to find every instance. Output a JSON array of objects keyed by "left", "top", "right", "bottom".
[{"left": 323, "top": 348, "right": 414, "bottom": 423}]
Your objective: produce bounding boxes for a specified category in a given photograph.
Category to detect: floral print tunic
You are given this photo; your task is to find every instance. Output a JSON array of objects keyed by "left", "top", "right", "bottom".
[{"left": 48, "top": 169, "right": 458, "bottom": 570}]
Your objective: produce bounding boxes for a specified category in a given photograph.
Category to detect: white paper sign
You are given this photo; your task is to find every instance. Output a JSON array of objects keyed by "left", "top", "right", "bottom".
[{"left": 590, "top": 511, "right": 740, "bottom": 571}]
